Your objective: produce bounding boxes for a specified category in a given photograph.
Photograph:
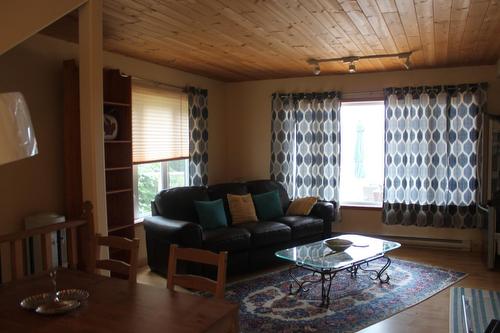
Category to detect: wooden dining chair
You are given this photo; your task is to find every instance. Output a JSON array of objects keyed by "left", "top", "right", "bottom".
[
  {"left": 94, "top": 234, "right": 140, "bottom": 285},
  {"left": 167, "top": 244, "right": 228, "bottom": 299},
  {"left": 0, "top": 201, "right": 93, "bottom": 283}
]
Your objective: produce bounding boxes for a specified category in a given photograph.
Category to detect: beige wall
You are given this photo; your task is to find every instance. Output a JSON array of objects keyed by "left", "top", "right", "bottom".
[
  {"left": 1, "top": 31, "right": 498, "bottom": 268},
  {"left": 0, "top": 33, "right": 226, "bottom": 241},
  {"left": 224, "top": 66, "right": 500, "bottom": 248}
]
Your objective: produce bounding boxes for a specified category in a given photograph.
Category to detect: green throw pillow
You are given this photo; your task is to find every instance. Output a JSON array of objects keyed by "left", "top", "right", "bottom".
[
  {"left": 252, "top": 190, "right": 284, "bottom": 221},
  {"left": 194, "top": 199, "right": 228, "bottom": 230}
]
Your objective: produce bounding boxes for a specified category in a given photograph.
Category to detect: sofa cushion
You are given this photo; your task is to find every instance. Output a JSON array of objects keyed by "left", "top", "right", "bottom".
[
  {"left": 246, "top": 180, "right": 290, "bottom": 212},
  {"left": 227, "top": 193, "right": 258, "bottom": 224},
  {"left": 276, "top": 216, "right": 324, "bottom": 239},
  {"left": 287, "top": 197, "right": 318, "bottom": 216},
  {"left": 202, "top": 227, "right": 251, "bottom": 252},
  {"left": 207, "top": 183, "right": 248, "bottom": 224},
  {"left": 194, "top": 199, "right": 228, "bottom": 230},
  {"left": 252, "top": 190, "right": 284, "bottom": 221},
  {"left": 154, "top": 186, "right": 209, "bottom": 223},
  {"left": 234, "top": 221, "right": 291, "bottom": 247}
]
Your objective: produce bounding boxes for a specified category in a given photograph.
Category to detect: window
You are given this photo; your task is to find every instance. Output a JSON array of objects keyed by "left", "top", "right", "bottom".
[
  {"left": 339, "top": 101, "right": 385, "bottom": 207},
  {"left": 133, "top": 159, "right": 189, "bottom": 218},
  {"left": 132, "top": 81, "right": 189, "bottom": 218}
]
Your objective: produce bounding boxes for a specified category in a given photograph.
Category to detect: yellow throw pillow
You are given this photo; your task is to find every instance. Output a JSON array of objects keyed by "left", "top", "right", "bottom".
[
  {"left": 227, "top": 193, "right": 258, "bottom": 224},
  {"left": 286, "top": 197, "right": 318, "bottom": 216}
]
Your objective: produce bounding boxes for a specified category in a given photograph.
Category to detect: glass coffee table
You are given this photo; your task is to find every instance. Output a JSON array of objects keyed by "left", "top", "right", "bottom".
[{"left": 275, "top": 234, "right": 401, "bottom": 307}]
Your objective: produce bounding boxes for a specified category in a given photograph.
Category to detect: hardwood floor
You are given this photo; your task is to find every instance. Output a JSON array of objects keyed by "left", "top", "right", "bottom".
[
  {"left": 359, "top": 247, "right": 499, "bottom": 333},
  {"left": 138, "top": 247, "right": 500, "bottom": 332}
]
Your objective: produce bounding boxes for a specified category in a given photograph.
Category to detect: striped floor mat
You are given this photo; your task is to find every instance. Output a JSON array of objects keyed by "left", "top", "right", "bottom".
[{"left": 450, "top": 287, "right": 500, "bottom": 333}]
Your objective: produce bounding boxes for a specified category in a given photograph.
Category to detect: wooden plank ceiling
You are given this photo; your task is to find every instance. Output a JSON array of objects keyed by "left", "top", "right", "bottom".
[{"left": 42, "top": 0, "right": 500, "bottom": 82}]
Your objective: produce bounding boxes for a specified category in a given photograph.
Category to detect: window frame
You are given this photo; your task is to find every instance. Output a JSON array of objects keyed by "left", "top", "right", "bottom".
[
  {"left": 338, "top": 98, "right": 385, "bottom": 209},
  {"left": 133, "top": 158, "right": 190, "bottom": 219}
]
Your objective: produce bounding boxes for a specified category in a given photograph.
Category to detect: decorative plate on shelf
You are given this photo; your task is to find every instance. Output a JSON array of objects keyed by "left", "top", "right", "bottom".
[{"left": 104, "top": 114, "right": 118, "bottom": 140}]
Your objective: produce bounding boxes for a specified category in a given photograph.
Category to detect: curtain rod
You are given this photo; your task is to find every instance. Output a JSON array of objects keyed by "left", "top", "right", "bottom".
[
  {"left": 274, "top": 89, "right": 384, "bottom": 95},
  {"left": 129, "top": 75, "right": 186, "bottom": 91},
  {"left": 343, "top": 90, "right": 384, "bottom": 95}
]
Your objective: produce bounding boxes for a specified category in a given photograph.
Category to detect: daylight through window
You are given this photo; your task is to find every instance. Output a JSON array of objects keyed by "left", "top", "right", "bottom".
[{"left": 339, "top": 101, "right": 385, "bottom": 207}]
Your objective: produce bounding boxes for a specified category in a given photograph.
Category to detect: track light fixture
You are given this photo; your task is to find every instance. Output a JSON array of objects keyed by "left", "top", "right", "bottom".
[
  {"left": 307, "top": 59, "right": 321, "bottom": 75},
  {"left": 402, "top": 55, "right": 411, "bottom": 70},
  {"left": 307, "top": 51, "right": 413, "bottom": 75},
  {"left": 313, "top": 64, "right": 321, "bottom": 75},
  {"left": 342, "top": 56, "right": 358, "bottom": 74},
  {"left": 348, "top": 62, "right": 356, "bottom": 73}
]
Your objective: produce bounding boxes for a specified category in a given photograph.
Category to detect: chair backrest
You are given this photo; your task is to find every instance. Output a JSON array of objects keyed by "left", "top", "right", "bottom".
[
  {"left": 167, "top": 244, "right": 227, "bottom": 299},
  {"left": 94, "top": 234, "right": 140, "bottom": 285},
  {"left": 0, "top": 201, "right": 93, "bottom": 283}
]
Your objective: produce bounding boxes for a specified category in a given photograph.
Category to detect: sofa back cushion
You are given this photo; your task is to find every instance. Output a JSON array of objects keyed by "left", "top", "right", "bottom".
[
  {"left": 252, "top": 190, "right": 284, "bottom": 221},
  {"left": 154, "top": 186, "right": 209, "bottom": 223},
  {"left": 227, "top": 193, "right": 258, "bottom": 224},
  {"left": 194, "top": 199, "right": 228, "bottom": 230},
  {"left": 246, "top": 180, "right": 290, "bottom": 213},
  {"left": 207, "top": 182, "right": 248, "bottom": 225}
]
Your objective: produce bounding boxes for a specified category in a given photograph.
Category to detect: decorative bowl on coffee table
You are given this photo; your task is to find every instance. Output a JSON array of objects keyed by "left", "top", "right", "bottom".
[{"left": 323, "top": 238, "right": 353, "bottom": 252}]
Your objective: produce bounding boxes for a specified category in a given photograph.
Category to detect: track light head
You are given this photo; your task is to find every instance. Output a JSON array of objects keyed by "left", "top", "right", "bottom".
[
  {"left": 399, "top": 52, "right": 412, "bottom": 70},
  {"left": 313, "top": 64, "right": 321, "bottom": 75},
  {"left": 403, "top": 56, "right": 411, "bottom": 70},
  {"left": 348, "top": 62, "right": 356, "bottom": 73},
  {"left": 307, "top": 58, "right": 321, "bottom": 75}
]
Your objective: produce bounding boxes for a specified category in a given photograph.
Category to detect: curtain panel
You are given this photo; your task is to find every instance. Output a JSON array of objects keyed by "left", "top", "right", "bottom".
[
  {"left": 382, "top": 83, "right": 487, "bottom": 228},
  {"left": 187, "top": 87, "right": 208, "bottom": 186},
  {"left": 270, "top": 92, "right": 341, "bottom": 202}
]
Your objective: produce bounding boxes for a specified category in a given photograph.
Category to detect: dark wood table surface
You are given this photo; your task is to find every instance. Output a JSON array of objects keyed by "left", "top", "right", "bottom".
[{"left": 0, "top": 269, "right": 239, "bottom": 333}]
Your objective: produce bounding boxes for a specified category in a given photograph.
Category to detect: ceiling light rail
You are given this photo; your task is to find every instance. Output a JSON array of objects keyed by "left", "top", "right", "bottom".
[{"left": 307, "top": 51, "right": 413, "bottom": 75}]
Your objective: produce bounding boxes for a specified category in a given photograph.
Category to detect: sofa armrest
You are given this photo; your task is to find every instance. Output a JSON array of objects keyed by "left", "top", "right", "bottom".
[
  {"left": 309, "top": 201, "right": 337, "bottom": 237},
  {"left": 310, "top": 201, "right": 336, "bottom": 222},
  {"left": 143, "top": 216, "right": 203, "bottom": 276},
  {"left": 143, "top": 215, "right": 203, "bottom": 248},
  {"left": 150, "top": 201, "right": 159, "bottom": 216}
]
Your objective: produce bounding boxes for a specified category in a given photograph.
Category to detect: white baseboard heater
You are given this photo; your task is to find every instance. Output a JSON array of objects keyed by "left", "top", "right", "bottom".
[{"left": 382, "top": 235, "right": 472, "bottom": 251}]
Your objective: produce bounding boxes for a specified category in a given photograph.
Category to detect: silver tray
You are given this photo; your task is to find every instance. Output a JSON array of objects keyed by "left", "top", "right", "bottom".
[
  {"left": 35, "top": 300, "right": 80, "bottom": 315},
  {"left": 57, "top": 289, "right": 89, "bottom": 302},
  {"left": 20, "top": 293, "right": 53, "bottom": 310},
  {"left": 20, "top": 289, "right": 88, "bottom": 315}
]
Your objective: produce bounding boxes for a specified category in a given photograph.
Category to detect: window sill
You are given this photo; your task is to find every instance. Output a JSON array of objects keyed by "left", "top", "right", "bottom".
[
  {"left": 134, "top": 217, "right": 145, "bottom": 224},
  {"left": 340, "top": 204, "right": 382, "bottom": 211}
]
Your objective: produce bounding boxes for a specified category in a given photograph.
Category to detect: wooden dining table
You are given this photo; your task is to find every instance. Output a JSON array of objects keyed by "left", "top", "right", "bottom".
[{"left": 0, "top": 269, "right": 239, "bottom": 333}]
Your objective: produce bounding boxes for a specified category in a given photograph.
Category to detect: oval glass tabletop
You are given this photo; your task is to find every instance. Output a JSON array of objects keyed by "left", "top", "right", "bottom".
[{"left": 275, "top": 234, "right": 401, "bottom": 270}]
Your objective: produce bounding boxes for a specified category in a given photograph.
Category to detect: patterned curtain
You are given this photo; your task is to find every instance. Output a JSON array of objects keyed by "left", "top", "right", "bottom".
[
  {"left": 270, "top": 92, "right": 341, "bottom": 201},
  {"left": 187, "top": 87, "right": 208, "bottom": 186},
  {"left": 270, "top": 94, "right": 296, "bottom": 196},
  {"left": 383, "top": 83, "right": 487, "bottom": 228},
  {"left": 491, "top": 122, "right": 500, "bottom": 193}
]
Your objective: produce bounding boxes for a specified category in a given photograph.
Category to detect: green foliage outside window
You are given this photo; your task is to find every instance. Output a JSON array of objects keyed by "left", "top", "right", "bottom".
[
  {"left": 137, "top": 163, "right": 160, "bottom": 216},
  {"left": 168, "top": 159, "right": 187, "bottom": 188},
  {"left": 135, "top": 159, "right": 188, "bottom": 217}
]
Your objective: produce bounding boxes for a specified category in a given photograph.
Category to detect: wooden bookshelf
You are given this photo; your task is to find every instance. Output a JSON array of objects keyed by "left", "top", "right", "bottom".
[
  {"left": 63, "top": 61, "right": 135, "bottom": 265},
  {"left": 103, "top": 68, "right": 135, "bottom": 247}
]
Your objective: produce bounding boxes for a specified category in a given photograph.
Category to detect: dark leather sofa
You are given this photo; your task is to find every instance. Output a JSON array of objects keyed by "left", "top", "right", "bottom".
[{"left": 143, "top": 179, "right": 336, "bottom": 276}]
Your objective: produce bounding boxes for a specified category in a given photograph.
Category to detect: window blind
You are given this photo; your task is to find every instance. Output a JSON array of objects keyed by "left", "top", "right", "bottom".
[{"left": 132, "top": 81, "right": 189, "bottom": 164}]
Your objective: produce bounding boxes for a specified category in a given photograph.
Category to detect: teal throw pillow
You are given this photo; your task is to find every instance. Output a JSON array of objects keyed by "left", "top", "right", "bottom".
[
  {"left": 252, "top": 190, "right": 284, "bottom": 221},
  {"left": 194, "top": 199, "right": 228, "bottom": 230}
]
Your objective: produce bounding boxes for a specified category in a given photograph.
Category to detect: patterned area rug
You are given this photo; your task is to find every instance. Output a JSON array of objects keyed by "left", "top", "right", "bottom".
[{"left": 226, "top": 258, "right": 466, "bottom": 333}]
